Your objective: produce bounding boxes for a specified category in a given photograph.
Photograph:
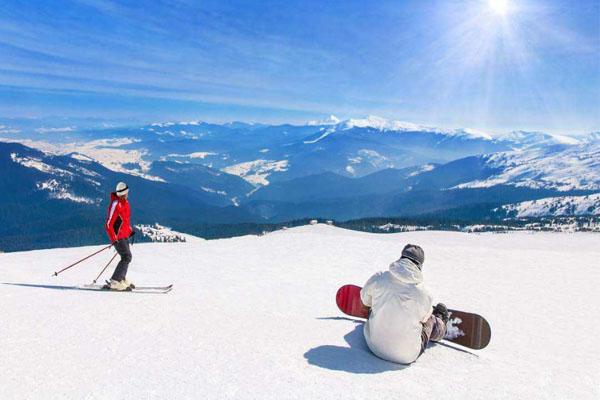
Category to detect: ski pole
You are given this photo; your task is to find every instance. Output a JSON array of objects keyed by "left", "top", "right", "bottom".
[
  {"left": 91, "top": 251, "right": 119, "bottom": 284},
  {"left": 52, "top": 244, "right": 113, "bottom": 277}
]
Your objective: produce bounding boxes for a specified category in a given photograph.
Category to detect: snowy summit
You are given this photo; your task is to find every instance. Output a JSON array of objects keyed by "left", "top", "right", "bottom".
[
  {"left": 1, "top": 224, "right": 598, "bottom": 399},
  {"left": 339, "top": 115, "right": 494, "bottom": 140}
]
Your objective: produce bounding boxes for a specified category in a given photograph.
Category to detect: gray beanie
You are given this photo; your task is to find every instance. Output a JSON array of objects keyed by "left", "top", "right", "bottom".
[{"left": 401, "top": 244, "right": 425, "bottom": 269}]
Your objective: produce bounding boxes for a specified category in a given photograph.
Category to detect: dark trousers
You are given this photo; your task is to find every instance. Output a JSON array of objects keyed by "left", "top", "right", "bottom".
[
  {"left": 419, "top": 314, "right": 447, "bottom": 356},
  {"left": 111, "top": 239, "right": 132, "bottom": 281}
]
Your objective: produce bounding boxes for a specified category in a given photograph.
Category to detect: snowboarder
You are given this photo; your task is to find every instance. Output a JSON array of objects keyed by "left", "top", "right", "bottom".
[
  {"left": 105, "top": 182, "right": 134, "bottom": 290},
  {"left": 360, "top": 244, "right": 449, "bottom": 364}
]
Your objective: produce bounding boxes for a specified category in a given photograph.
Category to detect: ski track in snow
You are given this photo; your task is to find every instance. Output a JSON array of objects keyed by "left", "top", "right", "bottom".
[{"left": 0, "top": 225, "right": 598, "bottom": 399}]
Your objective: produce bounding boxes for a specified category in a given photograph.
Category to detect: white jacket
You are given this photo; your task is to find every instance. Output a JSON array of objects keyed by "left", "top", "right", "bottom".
[{"left": 360, "top": 258, "right": 433, "bottom": 364}]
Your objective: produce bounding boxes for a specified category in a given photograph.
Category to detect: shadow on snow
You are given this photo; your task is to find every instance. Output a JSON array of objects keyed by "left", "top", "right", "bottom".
[
  {"left": 2, "top": 282, "right": 83, "bottom": 291},
  {"left": 304, "top": 320, "right": 409, "bottom": 374},
  {"left": 1, "top": 282, "right": 165, "bottom": 295}
]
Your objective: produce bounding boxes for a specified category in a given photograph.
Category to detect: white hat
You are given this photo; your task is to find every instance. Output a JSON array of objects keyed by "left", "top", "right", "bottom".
[{"left": 116, "top": 182, "right": 129, "bottom": 196}]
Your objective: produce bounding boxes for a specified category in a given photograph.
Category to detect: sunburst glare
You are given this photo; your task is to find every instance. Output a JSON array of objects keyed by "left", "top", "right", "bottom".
[
  {"left": 406, "top": 0, "right": 590, "bottom": 131},
  {"left": 488, "top": 0, "right": 510, "bottom": 16}
]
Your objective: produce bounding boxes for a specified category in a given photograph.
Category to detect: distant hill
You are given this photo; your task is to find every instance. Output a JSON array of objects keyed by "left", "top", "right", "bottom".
[{"left": 0, "top": 142, "right": 259, "bottom": 251}]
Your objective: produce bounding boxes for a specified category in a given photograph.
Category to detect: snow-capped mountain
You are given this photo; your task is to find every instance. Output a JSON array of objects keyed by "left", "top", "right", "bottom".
[
  {"left": 340, "top": 115, "right": 494, "bottom": 140},
  {"left": 241, "top": 141, "right": 600, "bottom": 221},
  {"left": 497, "top": 130, "right": 581, "bottom": 148},
  {"left": 498, "top": 193, "right": 600, "bottom": 218},
  {"left": 582, "top": 131, "right": 600, "bottom": 144},
  {"left": 453, "top": 143, "right": 600, "bottom": 192}
]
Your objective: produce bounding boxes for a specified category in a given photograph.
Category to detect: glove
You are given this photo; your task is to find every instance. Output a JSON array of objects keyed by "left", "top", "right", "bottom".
[{"left": 432, "top": 303, "right": 449, "bottom": 324}]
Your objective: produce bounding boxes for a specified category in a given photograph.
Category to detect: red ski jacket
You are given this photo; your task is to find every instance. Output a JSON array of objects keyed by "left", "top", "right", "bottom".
[{"left": 105, "top": 192, "right": 132, "bottom": 243}]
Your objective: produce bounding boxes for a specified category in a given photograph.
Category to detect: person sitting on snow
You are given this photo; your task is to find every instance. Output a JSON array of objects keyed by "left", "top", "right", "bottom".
[
  {"left": 105, "top": 182, "right": 135, "bottom": 290},
  {"left": 360, "top": 244, "right": 449, "bottom": 364}
]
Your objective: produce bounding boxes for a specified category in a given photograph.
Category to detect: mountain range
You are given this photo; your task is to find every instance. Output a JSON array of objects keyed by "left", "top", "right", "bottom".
[{"left": 1, "top": 116, "right": 599, "bottom": 250}]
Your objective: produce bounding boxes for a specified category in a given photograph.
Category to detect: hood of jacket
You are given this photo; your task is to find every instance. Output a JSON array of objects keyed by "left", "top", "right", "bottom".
[
  {"left": 110, "top": 192, "right": 118, "bottom": 202},
  {"left": 389, "top": 257, "right": 423, "bottom": 285}
]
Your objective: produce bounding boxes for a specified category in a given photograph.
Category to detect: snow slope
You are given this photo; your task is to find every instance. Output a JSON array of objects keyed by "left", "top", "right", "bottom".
[
  {"left": 1, "top": 225, "right": 598, "bottom": 399},
  {"left": 454, "top": 144, "right": 600, "bottom": 191},
  {"left": 222, "top": 159, "right": 289, "bottom": 186},
  {"left": 500, "top": 193, "right": 600, "bottom": 217}
]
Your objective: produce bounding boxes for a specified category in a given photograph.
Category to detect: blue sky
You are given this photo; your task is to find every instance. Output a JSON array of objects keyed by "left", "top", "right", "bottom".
[{"left": 0, "top": 0, "right": 598, "bottom": 135}]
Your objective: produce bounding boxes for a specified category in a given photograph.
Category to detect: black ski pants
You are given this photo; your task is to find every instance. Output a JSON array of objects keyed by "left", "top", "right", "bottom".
[{"left": 111, "top": 239, "right": 132, "bottom": 281}]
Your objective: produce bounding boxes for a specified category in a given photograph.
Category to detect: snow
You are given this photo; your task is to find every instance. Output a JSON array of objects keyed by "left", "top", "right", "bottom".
[
  {"left": 201, "top": 186, "right": 228, "bottom": 196},
  {"left": 500, "top": 193, "right": 600, "bottom": 217},
  {"left": 460, "top": 128, "right": 494, "bottom": 140},
  {"left": 67, "top": 162, "right": 101, "bottom": 178},
  {"left": 11, "top": 153, "right": 73, "bottom": 177},
  {"left": 150, "top": 121, "right": 203, "bottom": 128},
  {"left": 150, "top": 122, "right": 176, "bottom": 127},
  {"left": 222, "top": 159, "right": 289, "bottom": 186},
  {"left": 408, "top": 163, "right": 436, "bottom": 177},
  {"left": 70, "top": 152, "right": 95, "bottom": 162},
  {"left": 583, "top": 132, "right": 600, "bottom": 144},
  {"left": 167, "top": 152, "right": 216, "bottom": 159},
  {"left": 188, "top": 152, "right": 215, "bottom": 159},
  {"left": 341, "top": 116, "right": 494, "bottom": 140},
  {"left": 453, "top": 144, "right": 600, "bottom": 191},
  {"left": 0, "top": 225, "right": 598, "bottom": 399},
  {"left": 9, "top": 138, "right": 166, "bottom": 182},
  {"left": 499, "top": 130, "right": 581, "bottom": 147},
  {"left": 36, "top": 179, "right": 96, "bottom": 204},
  {"left": 377, "top": 223, "right": 431, "bottom": 232},
  {"left": 343, "top": 115, "right": 424, "bottom": 132},
  {"left": 444, "top": 315, "right": 466, "bottom": 340},
  {"left": 303, "top": 127, "right": 336, "bottom": 144},
  {"left": 135, "top": 223, "right": 204, "bottom": 243},
  {"left": 351, "top": 149, "right": 390, "bottom": 168}
]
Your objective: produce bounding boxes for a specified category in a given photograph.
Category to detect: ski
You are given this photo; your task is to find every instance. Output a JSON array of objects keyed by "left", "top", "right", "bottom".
[
  {"left": 75, "top": 287, "right": 171, "bottom": 294},
  {"left": 88, "top": 282, "right": 173, "bottom": 291},
  {"left": 132, "top": 284, "right": 173, "bottom": 291},
  {"left": 81, "top": 284, "right": 173, "bottom": 293}
]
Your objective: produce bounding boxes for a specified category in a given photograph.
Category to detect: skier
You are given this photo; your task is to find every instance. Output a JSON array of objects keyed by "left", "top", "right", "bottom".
[
  {"left": 105, "top": 182, "right": 135, "bottom": 290},
  {"left": 360, "top": 244, "right": 449, "bottom": 364}
]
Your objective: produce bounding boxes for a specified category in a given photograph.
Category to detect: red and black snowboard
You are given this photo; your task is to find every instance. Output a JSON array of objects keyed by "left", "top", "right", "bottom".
[{"left": 336, "top": 284, "right": 491, "bottom": 350}]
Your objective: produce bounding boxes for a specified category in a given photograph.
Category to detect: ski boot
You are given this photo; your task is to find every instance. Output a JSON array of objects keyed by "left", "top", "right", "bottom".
[
  {"left": 121, "top": 278, "right": 135, "bottom": 290},
  {"left": 103, "top": 279, "right": 130, "bottom": 291}
]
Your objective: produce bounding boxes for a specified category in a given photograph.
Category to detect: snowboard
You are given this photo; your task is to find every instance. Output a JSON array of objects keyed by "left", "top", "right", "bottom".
[{"left": 336, "top": 284, "right": 491, "bottom": 350}]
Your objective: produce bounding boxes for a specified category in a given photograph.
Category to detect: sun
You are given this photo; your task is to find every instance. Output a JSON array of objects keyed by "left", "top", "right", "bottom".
[{"left": 488, "top": 0, "right": 510, "bottom": 16}]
